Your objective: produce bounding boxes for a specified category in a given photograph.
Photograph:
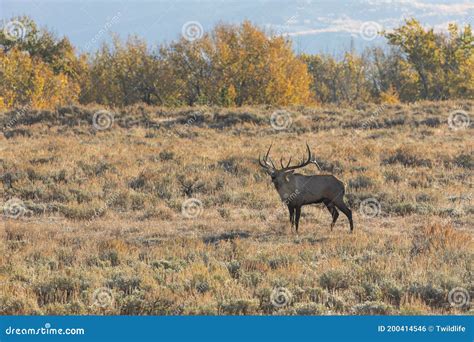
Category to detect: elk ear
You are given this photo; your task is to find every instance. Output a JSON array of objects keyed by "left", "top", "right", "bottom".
[{"left": 284, "top": 170, "right": 294, "bottom": 182}]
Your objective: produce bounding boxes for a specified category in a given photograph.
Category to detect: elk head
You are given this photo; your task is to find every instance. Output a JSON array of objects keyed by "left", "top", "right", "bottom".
[{"left": 258, "top": 144, "right": 313, "bottom": 199}]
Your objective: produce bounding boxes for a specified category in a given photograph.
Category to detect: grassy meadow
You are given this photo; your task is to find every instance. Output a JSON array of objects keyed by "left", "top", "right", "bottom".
[{"left": 0, "top": 101, "right": 472, "bottom": 315}]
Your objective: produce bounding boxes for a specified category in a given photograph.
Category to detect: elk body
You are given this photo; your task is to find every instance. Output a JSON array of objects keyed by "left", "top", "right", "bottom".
[{"left": 259, "top": 144, "right": 354, "bottom": 233}]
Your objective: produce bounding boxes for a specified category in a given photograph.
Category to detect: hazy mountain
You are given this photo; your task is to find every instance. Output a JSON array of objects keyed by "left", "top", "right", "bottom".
[{"left": 1, "top": 0, "right": 473, "bottom": 54}]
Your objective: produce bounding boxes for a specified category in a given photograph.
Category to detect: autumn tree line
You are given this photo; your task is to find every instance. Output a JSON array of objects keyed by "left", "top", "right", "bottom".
[{"left": 0, "top": 16, "right": 472, "bottom": 110}]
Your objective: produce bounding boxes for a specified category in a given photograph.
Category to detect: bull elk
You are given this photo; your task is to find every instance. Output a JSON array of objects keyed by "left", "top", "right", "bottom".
[{"left": 259, "top": 144, "right": 354, "bottom": 233}]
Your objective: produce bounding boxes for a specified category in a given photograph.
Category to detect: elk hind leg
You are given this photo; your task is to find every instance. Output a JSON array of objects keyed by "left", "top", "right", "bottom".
[
  {"left": 334, "top": 199, "right": 354, "bottom": 232},
  {"left": 324, "top": 200, "right": 339, "bottom": 231}
]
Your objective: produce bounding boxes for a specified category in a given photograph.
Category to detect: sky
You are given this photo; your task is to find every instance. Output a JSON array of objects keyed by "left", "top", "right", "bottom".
[{"left": 0, "top": 0, "right": 473, "bottom": 54}]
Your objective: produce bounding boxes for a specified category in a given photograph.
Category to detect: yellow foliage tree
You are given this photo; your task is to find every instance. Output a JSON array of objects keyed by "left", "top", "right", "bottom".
[
  {"left": 0, "top": 48, "right": 78, "bottom": 110},
  {"left": 2, "top": 16, "right": 472, "bottom": 109},
  {"left": 379, "top": 86, "right": 400, "bottom": 104},
  {"left": 163, "top": 21, "right": 313, "bottom": 106}
]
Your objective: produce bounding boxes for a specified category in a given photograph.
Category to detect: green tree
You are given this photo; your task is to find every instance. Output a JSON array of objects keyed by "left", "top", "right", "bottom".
[
  {"left": 302, "top": 52, "right": 371, "bottom": 104},
  {"left": 385, "top": 19, "right": 473, "bottom": 100},
  {"left": 85, "top": 36, "right": 169, "bottom": 106}
]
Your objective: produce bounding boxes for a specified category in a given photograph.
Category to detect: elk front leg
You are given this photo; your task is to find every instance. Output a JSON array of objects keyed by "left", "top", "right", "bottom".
[
  {"left": 288, "top": 206, "right": 295, "bottom": 231},
  {"left": 295, "top": 206, "right": 301, "bottom": 233}
]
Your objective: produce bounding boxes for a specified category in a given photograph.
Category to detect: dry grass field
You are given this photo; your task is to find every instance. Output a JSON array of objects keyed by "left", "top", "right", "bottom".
[{"left": 0, "top": 101, "right": 472, "bottom": 315}]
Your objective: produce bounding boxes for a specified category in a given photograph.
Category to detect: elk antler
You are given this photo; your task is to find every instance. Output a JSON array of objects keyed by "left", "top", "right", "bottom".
[
  {"left": 258, "top": 144, "right": 276, "bottom": 172},
  {"left": 281, "top": 143, "right": 312, "bottom": 172},
  {"left": 280, "top": 157, "right": 292, "bottom": 169},
  {"left": 260, "top": 144, "right": 313, "bottom": 173}
]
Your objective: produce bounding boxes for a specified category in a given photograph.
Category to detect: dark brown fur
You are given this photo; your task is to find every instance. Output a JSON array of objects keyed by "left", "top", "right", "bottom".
[{"left": 259, "top": 144, "right": 354, "bottom": 233}]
